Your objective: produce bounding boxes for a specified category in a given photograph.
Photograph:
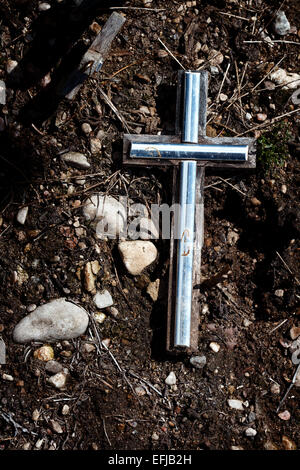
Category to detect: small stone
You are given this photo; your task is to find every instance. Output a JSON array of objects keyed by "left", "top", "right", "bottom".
[
  {"left": 91, "top": 260, "right": 100, "bottom": 275},
  {"left": 270, "top": 68, "right": 300, "bottom": 90},
  {"left": 275, "top": 289, "right": 284, "bottom": 297},
  {"left": 210, "top": 65, "right": 219, "bottom": 74},
  {"left": 16, "top": 206, "right": 28, "bottom": 225},
  {"left": 45, "top": 360, "right": 63, "bottom": 374},
  {"left": 270, "top": 383, "right": 280, "bottom": 395},
  {"left": 190, "top": 355, "right": 207, "bottom": 369},
  {"left": 48, "top": 372, "right": 67, "bottom": 389},
  {"left": 38, "top": 2, "right": 51, "bottom": 11},
  {"left": 93, "top": 290, "right": 113, "bottom": 309},
  {"left": 219, "top": 93, "right": 228, "bottom": 102},
  {"left": 152, "top": 432, "right": 159, "bottom": 441},
  {"left": 256, "top": 113, "right": 267, "bottom": 122},
  {"left": 81, "top": 122, "right": 92, "bottom": 134},
  {"left": 0, "top": 80, "right": 6, "bottom": 105},
  {"left": 282, "top": 435, "right": 297, "bottom": 450},
  {"left": 290, "top": 326, "right": 300, "bottom": 340},
  {"left": 32, "top": 409, "right": 40, "bottom": 421},
  {"left": 84, "top": 262, "right": 96, "bottom": 293},
  {"left": 33, "top": 345, "right": 54, "bottom": 362},
  {"left": 6, "top": 59, "right": 18, "bottom": 74},
  {"left": 118, "top": 241, "right": 157, "bottom": 276},
  {"left": 227, "top": 230, "right": 239, "bottom": 245},
  {"left": 50, "top": 420, "right": 63, "bottom": 434},
  {"left": 13, "top": 298, "right": 89, "bottom": 343},
  {"left": 61, "top": 152, "right": 90, "bottom": 170},
  {"left": 278, "top": 410, "right": 291, "bottom": 421},
  {"left": 228, "top": 399, "right": 244, "bottom": 410},
  {"left": 107, "top": 306, "right": 118, "bottom": 318},
  {"left": 273, "top": 11, "right": 290, "bottom": 36},
  {"left": 2, "top": 373, "right": 13, "bottom": 381},
  {"left": 23, "top": 443, "right": 31, "bottom": 450},
  {"left": 208, "top": 49, "right": 224, "bottom": 66},
  {"left": 41, "top": 72, "right": 51, "bottom": 87},
  {"left": 83, "top": 343, "right": 96, "bottom": 353},
  {"left": 90, "top": 21, "right": 102, "bottom": 34},
  {"left": 135, "top": 386, "right": 146, "bottom": 396},
  {"left": 209, "top": 341, "right": 220, "bottom": 353},
  {"left": 165, "top": 371, "right": 176, "bottom": 386},
  {"left": 251, "top": 197, "right": 261, "bottom": 206},
  {"left": 94, "top": 312, "right": 106, "bottom": 324},
  {"left": 245, "top": 112, "right": 252, "bottom": 120},
  {"left": 245, "top": 428, "right": 257, "bottom": 437},
  {"left": 90, "top": 137, "right": 102, "bottom": 154},
  {"left": 62, "top": 404, "right": 70, "bottom": 415},
  {"left": 27, "top": 304, "right": 37, "bottom": 312},
  {"left": 146, "top": 279, "right": 160, "bottom": 301},
  {"left": 83, "top": 194, "right": 126, "bottom": 239},
  {"left": 281, "top": 184, "right": 287, "bottom": 194}
]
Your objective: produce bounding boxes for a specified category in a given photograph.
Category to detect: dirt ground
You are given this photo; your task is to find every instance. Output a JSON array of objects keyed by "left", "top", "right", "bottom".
[{"left": 0, "top": 0, "right": 299, "bottom": 451}]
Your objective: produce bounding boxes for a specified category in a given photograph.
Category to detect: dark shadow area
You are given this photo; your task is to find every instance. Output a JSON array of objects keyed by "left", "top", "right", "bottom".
[
  {"left": 155, "top": 83, "right": 178, "bottom": 134},
  {"left": 6, "top": 0, "right": 125, "bottom": 126}
]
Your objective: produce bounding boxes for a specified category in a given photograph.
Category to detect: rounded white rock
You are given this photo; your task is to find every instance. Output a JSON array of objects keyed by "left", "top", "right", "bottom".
[
  {"left": 61, "top": 152, "right": 90, "bottom": 170},
  {"left": 118, "top": 241, "right": 157, "bottom": 276},
  {"left": 273, "top": 11, "right": 290, "bottom": 36},
  {"left": 13, "top": 298, "right": 89, "bottom": 343},
  {"left": 83, "top": 194, "right": 126, "bottom": 239},
  {"left": 165, "top": 371, "right": 176, "bottom": 386}
]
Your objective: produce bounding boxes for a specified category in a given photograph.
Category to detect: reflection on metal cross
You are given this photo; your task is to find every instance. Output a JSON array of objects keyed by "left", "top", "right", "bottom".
[{"left": 123, "top": 70, "right": 256, "bottom": 352}]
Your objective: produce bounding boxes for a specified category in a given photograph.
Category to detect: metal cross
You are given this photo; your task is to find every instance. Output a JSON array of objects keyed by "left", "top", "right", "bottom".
[{"left": 123, "top": 70, "right": 256, "bottom": 353}]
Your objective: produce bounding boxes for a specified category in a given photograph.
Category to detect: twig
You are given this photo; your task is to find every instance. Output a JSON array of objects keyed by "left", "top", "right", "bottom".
[
  {"left": 216, "top": 62, "right": 230, "bottom": 103},
  {"left": 276, "top": 251, "right": 300, "bottom": 286},
  {"left": 102, "top": 418, "right": 112, "bottom": 447},
  {"left": 157, "top": 38, "right": 185, "bottom": 71},
  {"left": 235, "top": 108, "right": 300, "bottom": 137},
  {"left": 218, "top": 11, "right": 250, "bottom": 21},
  {"left": 109, "top": 6, "right": 166, "bottom": 12},
  {"left": 98, "top": 87, "right": 131, "bottom": 132},
  {"left": 218, "top": 176, "right": 247, "bottom": 196},
  {"left": 276, "top": 363, "right": 300, "bottom": 413},
  {"left": 269, "top": 318, "right": 288, "bottom": 334},
  {"left": 243, "top": 40, "right": 300, "bottom": 46}
]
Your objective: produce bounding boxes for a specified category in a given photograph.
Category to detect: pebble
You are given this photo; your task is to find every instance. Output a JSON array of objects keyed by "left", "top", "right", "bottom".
[
  {"left": 208, "top": 49, "right": 224, "bottom": 66},
  {"left": 245, "top": 112, "right": 252, "bottom": 120},
  {"left": 94, "top": 312, "right": 106, "bottom": 324},
  {"left": 245, "top": 428, "right": 257, "bottom": 437},
  {"left": 118, "top": 241, "right": 157, "bottom": 276},
  {"left": 290, "top": 326, "right": 300, "bottom": 340},
  {"left": 152, "top": 432, "right": 159, "bottom": 441},
  {"left": 2, "top": 373, "right": 13, "bottom": 381},
  {"left": 209, "top": 342, "right": 220, "bottom": 353},
  {"left": 38, "top": 2, "right": 51, "bottom": 11},
  {"left": 27, "top": 304, "right": 37, "bottom": 312},
  {"left": 250, "top": 197, "right": 261, "bottom": 206},
  {"left": 270, "top": 382, "right": 280, "bottom": 395},
  {"left": 6, "top": 59, "right": 18, "bottom": 74},
  {"left": 0, "top": 80, "right": 6, "bottom": 105},
  {"left": 227, "top": 230, "right": 239, "bottom": 246},
  {"left": 107, "top": 306, "right": 119, "bottom": 318},
  {"left": 48, "top": 371, "right": 68, "bottom": 389},
  {"left": 50, "top": 420, "right": 63, "bottom": 434},
  {"left": 135, "top": 386, "right": 146, "bottom": 396},
  {"left": 41, "top": 72, "right": 51, "bottom": 87},
  {"left": 270, "top": 68, "right": 300, "bottom": 90},
  {"left": 62, "top": 404, "right": 70, "bottom": 415},
  {"left": 210, "top": 65, "right": 219, "bottom": 74},
  {"left": 256, "top": 113, "right": 267, "bottom": 122},
  {"left": 228, "top": 399, "right": 244, "bottom": 410},
  {"left": 165, "top": 371, "right": 176, "bottom": 386},
  {"left": 146, "top": 279, "right": 160, "bottom": 301},
  {"left": 45, "top": 360, "right": 64, "bottom": 374},
  {"left": 278, "top": 410, "right": 291, "bottom": 421},
  {"left": 190, "top": 355, "right": 207, "bottom": 369},
  {"left": 13, "top": 298, "right": 89, "bottom": 343},
  {"left": 273, "top": 11, "right": 290, "bottom": 36},
  {"left": 16, "top": 206, "right": 28, "bottom": 225},
  {"left": 83, "top": 343, "right": 96, "bottom": 353},
  {"left": 61, "top": 152, "right": 90, "bottom": 170},
  {"left": 275, "top": 289, "right": 284, "bottom": 297},
  {"left": 33, "top": 345, "right": 54, "bottom": 362},
  {"left": 93, "top": 290, "right": 113, "bottom": 309},
  {"left": 90, "top": 137, "right": 102, "bottom": 154},
  {"left": 281, "top": 184, "right": 287, "bottom": 194},
  {"left": 83, "top": 194, "right": 126, "bottom": 238},
  {"left": 282, "top": 435, "right": 297, "bottom": 450},
  {"left": 84, "top": 262, "right": 96, "bottom": 293},
  {"left": 81, "top": 123, "right": 92, "bottom": 134},
  {"left": 32, "top": 409, "right": 40, "bottom": 422},
  {"left": 219, "top": 93, "right": 228, "bottom": 102},
  {"left": 0, "top": 338, "right": 5, "bottom": 364}
]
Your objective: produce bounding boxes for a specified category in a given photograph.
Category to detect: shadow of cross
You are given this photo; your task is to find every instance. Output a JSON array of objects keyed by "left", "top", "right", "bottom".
[{"left": 123, "top": 70, "right": 256, "bottom": 354}]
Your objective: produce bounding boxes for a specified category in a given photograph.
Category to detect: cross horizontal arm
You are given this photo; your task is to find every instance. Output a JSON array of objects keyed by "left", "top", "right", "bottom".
[{"left": 130, "top": 142, "right": 248, "bottom": 161}]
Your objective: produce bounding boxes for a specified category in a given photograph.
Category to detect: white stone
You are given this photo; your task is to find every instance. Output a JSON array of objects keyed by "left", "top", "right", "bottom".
[
  {"left": 48, "top": 372, "right": 67, "bottom": 389},
  {"left": 13, "top": 298, "right": 89, "bottom": 343},
  {"left": 208, "top": 49, "right": 224, "bottom": 66},
  {"left": 94, "top": 312, "right": 106, "bottom": 324},
  {"left": 16, "top": 206, "right": 28, "bottom": 225},
  {"left": 50, "top": 420, "right": 63, "bottom": 434},
  {"left": 0, "top": 80, "right": 6, "bottom": 105},
  {"left": 165, "top": 371, "right": 176, "bottom": 386},
  {"left": 270, "top": 68, "right": 300, "bottom": 90},
  {"left": 190, "top": 355, "right": 207, "bottom": 369},
  {"left": 273, "top": 11, "right": 290, "bottom": 36},
  {"left": 2, "top": 373, "right": 13, "bottom": 381},
  {"left": 81, "top": 123, "right": 92, "bottom": 134},
  {"left": 61, "top": 152, "right": 90, "bottom": 169},
  {"left": 83, "top": 194, "right": 126, "bottom": 239},
  {"left": 118, "top": 241, "right": 157, "bottom": 275},
  {"left": 45, "top": 360, "right": 64, "bottom": 374},
  {"left": 6, "top": 60, "right": 18, "bottom": 74},
  {"left": 93, "top": 290, "right": 113, "bottom": 309},
  {"left": 228, "top": 399, "right": 244, "bottom": 410},
  {"left": 90, "top": 137, "right": 102, "bottom": 154},
  {"left": 146, "top": 279, "right": 160, "bottom": 301},
  {"left": 275, "top": 289, "right": 284, "bottom": 297},
  {"left": 245, "top": 428, "right": 257, "bottom": 437},
  {"left": 209, "top": 341, "right": 220, "bottom": 353},
  {"left": 38, "top": 2, "right": 51, "bottom": 11},
  {"left": 62, "top": 404, "right": 70, "bottom": 415}
]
